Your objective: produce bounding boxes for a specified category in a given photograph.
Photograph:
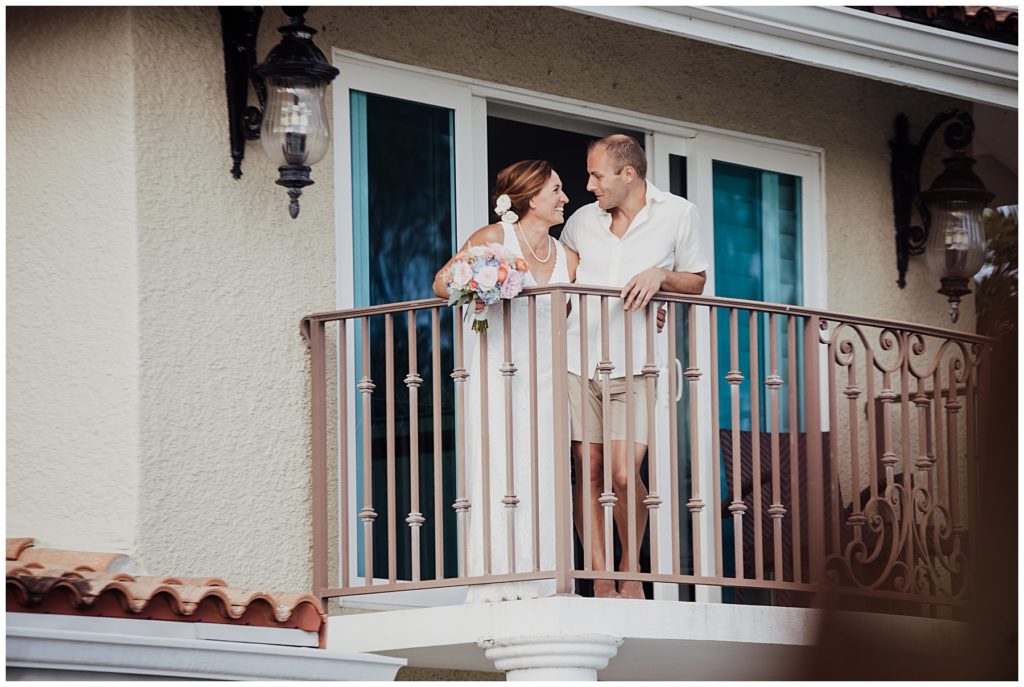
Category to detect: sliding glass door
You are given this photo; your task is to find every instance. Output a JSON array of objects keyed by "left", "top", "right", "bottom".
[{"left": 334, "top": 61, "right": 476, "bottom": 593}]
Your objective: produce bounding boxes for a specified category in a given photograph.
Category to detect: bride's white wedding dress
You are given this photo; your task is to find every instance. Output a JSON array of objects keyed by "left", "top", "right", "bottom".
[{"left": 464, "top": 221, "right": 570, "bottom": 602}]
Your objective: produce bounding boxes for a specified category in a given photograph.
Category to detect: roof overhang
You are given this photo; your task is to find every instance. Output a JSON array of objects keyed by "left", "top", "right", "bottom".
[{"left": 566, "top": 6, "right": 1018, "bottom": 109}]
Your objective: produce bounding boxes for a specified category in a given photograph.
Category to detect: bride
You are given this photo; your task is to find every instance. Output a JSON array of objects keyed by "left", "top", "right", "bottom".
[{"left": 433, "top": 160, "right": 578, "bottom": 601}]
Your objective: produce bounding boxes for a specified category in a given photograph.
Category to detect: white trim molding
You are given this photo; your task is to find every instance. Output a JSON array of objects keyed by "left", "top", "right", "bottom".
[
  {"left": 568, "top": 6, "right": 1018, "bottom": 109},
  {"left": 6, "top": 613, "right": 405, "bottom": 681}
]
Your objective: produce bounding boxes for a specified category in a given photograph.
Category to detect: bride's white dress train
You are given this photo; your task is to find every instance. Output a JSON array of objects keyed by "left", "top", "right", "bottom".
[{"left": 464, "top": 221, "right": 570, "bottom": 602}]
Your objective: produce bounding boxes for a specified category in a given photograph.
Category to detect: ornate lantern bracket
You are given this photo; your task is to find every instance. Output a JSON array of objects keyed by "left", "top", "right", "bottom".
[
  {"left": 889, "top": 110, "right": 993, "bottom": 322},
  {"left": 219, "top": 6, "right": 339, "bottom": 219},
  {"left": 219, "top": 7, "right": 264, "bottom": 181}
]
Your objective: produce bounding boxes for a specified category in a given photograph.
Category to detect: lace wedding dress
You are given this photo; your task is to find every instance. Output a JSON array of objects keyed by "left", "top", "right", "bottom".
[{"left": 464, "top": 221, "right": 570, "bottom": 602}]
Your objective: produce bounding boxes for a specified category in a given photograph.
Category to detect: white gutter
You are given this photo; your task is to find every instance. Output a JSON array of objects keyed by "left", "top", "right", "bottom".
[
  {"left": 6, "top": 613, "right": 405, "bottom": 681},
  {"left": 567, "top": 6, "right": 1018, "bottom": 109}
]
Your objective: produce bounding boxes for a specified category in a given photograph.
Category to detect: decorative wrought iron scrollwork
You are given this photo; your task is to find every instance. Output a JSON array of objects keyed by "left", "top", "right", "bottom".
[{"left": 820, "top": 320, "right": 978, "bottom": 602}]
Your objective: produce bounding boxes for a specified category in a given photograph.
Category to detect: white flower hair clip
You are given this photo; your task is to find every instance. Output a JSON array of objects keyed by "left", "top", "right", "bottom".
[{"left": 493, "top": 194, "right": 519, "bottom": 224}]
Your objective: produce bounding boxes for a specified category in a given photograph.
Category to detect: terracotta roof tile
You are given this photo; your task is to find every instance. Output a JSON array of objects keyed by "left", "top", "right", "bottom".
[
  {"left": 6, "top": 538, "right": 34, "bottom": 560},
  {"left": 16, "top": 548, "right": 131, "bottom": 572},
  {"left": 5, "top": 540, "right": 328, "bottom": 648},
  {"left": 6, "top": 538, "right": 132, "bottom": 572}
]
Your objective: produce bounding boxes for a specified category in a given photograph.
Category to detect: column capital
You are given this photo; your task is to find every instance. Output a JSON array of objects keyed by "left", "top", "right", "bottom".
[{"left": 478, "top": 633, "right": 623, "bottom": 681}]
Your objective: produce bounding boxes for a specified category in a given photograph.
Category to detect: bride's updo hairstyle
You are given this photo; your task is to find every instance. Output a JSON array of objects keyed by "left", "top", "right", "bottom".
[{"left": 492, "top": 160, "right": 554, "bottom": 220}]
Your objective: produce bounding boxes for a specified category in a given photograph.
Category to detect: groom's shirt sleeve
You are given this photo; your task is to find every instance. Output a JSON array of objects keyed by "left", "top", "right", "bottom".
[
  {"left": 560, "top": 210, "right": 581, "bottom": 254},
  {"left": 673, "top": 202, "right": 709, "bottom": 274}
]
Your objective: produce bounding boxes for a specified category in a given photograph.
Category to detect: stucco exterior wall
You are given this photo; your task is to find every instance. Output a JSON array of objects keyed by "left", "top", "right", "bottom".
[
  {"left": 6, "top": 7, "right": 140, "bottom": 552},
  {"left": 7, "top": 6, "right": 996, "bottom": 596},
  {"left": 129, "top": 7, "right": 335, "bottom": 589}
]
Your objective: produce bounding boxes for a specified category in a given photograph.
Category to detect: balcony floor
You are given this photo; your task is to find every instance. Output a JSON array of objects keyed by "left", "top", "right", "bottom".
[{"left": 327, "top": 596, "right": 967, "bottom": 680}]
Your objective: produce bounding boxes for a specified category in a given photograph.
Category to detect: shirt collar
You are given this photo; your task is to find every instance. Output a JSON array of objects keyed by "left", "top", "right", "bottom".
[
  {"left": 646, "top": 181, "right": 668, "bottom": 204},
  {"left": 596, "top": 180, "right": 667, "bottom": 217}
]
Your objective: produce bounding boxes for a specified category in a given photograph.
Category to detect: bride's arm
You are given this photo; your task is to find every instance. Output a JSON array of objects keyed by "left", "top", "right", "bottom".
[
  {"left": 431, "top": 224, "right": 504, "bottom": 298},
  {"left": 564, "top": 246, "right": 580, "bottom": 283},
  {"left": 561, "top": 246, "right": 581, "bottom": 318}
]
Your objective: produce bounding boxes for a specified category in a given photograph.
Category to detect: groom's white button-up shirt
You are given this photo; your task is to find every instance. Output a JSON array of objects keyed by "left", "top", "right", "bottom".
[{"left": 561, "top": 182, "right": 708, "bottom": 378}]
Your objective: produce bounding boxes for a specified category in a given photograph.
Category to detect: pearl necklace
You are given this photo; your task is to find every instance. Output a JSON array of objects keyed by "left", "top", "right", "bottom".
[{"left": 516, "top": 222, "right": 553, "bottom": 263}]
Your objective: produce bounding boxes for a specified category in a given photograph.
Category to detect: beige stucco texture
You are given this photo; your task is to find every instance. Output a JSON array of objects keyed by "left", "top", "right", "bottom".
[
  {"left": 7, "top": 7, "right": 141, "bottom": 553},
  {"left": 129, "top": 7, "right": 335, "bottom": 589},
  {"left": 7, "top": 6, "right": 988, "bottom": 595}
]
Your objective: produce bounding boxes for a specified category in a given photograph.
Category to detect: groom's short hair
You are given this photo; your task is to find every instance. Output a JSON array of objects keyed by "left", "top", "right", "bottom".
[{"left": 589, "top": 134, "right": 646, "bottom": 180}]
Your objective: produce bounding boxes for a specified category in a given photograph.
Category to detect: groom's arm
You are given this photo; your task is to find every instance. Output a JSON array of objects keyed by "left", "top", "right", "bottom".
[
  {"left": 621, "top": 268, "right": 705, "bottom": 311},
  {"left": 622, "top": 201, "right": 707, "bottom": 311}
]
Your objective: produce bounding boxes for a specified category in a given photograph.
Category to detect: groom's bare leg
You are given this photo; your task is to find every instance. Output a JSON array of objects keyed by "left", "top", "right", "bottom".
[
  {"left": 572, "top": 440, "right": 618, "bottom": 598},
  {"left": 610, "top": 439, "right": 650, "bottom": 599}
]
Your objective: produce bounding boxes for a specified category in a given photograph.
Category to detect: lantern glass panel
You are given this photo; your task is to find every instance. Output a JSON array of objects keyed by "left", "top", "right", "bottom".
[
  {"left": 924, "top": 199, "right": 987, "bottom": 279},
  {"left": 260, "top": 77, "right": 331, "bottom": 167}
]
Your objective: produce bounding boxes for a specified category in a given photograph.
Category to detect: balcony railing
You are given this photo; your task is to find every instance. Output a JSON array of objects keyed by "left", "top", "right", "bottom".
[{"left": 302, "top": 286, "right": 990, "bottom": 616}]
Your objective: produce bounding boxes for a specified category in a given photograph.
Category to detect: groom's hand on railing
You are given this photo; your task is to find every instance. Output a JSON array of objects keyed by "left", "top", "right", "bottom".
[{"left": 622, "top": 267, "right": 667, "bottom": 311}]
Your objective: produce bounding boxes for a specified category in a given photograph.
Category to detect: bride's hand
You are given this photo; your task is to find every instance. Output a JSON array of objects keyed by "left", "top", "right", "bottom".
[{"left": 474, "top": 297, "right": 486, "bottom": 313}]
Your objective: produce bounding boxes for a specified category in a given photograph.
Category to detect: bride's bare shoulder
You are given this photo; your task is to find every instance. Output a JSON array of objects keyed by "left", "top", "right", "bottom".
[{"left": 465, "top": 223, "right": 504, "bottom": 247}]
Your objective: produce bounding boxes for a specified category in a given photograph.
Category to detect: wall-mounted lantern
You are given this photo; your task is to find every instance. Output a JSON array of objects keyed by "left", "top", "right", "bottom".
[
  {"left": 220, "top": 6, "right": 339, "bottom": 219},
  {"left": 890, "top": 110, "right": 994, "bottom": 322}
]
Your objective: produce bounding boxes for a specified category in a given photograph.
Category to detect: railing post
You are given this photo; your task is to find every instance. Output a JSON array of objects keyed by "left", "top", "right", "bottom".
[
  {"left": 550, "top": 287, "right": 573, "bottom": 595},
  {"left": 803, "top": 315, "right": 826, "bottom": 589},
  {"left": 305, "top": 317, "right": 329, "bottom": 600}
]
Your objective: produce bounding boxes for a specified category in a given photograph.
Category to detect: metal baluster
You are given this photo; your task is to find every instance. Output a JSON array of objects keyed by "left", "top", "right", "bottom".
[
  {"left": 405, "top": 311, "right": 424, "bottom": 582},
  {"left": 431, "top": 308, "right": 444, "bottom": 580},
  {"left": 686, "top": 305, "right": 705, "bottom": 579},
  {"left": 748, "top": 310, "right": 763, "bottom": 580},
  {"left": 338, "top": 319, "right": 350, "bottom": 589},
  {"left": 644, "top": 302, "right": 662, "bottom": 575},
  {"left": 501, "top": 301, "right": 519, "bottom": 572},
  {"left": 385, "top": 314, "right": 397, "bottom": 584},
  {"left": 786, "top": 316, "right": 802, "bottom": 582},
  {"left": 709, "top": 306, "right": 723, "bottom": 577},
  {"left": 358, "top": 317, "right": 377, "bottom": 585},
  {"left": 726, "top": 308, "right": 746, "bottom": 579},
  {"left": 451, "top": 306, "right": 470, "bottom": 577},
  {"left": 766, "top": 314, "right": 785, "bottom": 581},
  {"left": 529, "top": 296, "right": 540, "bottom": 571}
]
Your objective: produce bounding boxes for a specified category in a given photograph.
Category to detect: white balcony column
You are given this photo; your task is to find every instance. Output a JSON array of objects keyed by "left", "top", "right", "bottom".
[{"left": 478, "top": 634, "right": 623, "bottom": 681}]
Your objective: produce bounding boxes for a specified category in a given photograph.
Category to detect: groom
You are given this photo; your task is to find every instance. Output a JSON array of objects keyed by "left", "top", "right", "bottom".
[{"left": 561, "top": 134, "right": 708, "bottom": 599}]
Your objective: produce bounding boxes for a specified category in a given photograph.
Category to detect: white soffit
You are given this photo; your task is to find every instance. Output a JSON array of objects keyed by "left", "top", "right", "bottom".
[{"left": 567, "top": 6, "right": 1018, "bottom": 109}]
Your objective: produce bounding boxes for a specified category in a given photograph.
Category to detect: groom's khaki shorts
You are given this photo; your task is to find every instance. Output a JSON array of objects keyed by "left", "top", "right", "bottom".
[{"left": 567, "top": 372, "right": 651, "bottom": 446}]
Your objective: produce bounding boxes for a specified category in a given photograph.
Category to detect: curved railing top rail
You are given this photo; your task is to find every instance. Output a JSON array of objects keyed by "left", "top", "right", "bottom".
[{"left": 301, "top": 284, "right": 993, "bottom": 346}]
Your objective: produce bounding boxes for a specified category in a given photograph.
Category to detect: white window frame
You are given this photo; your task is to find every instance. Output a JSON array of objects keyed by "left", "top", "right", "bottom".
[{"left": 331, "top": 47, "right": 829, "bottom": 610}]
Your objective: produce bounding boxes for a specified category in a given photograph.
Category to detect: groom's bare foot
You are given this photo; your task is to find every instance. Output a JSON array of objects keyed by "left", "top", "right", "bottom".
[
  {"left": 593, "top": 580, "right": 619, "bottom": 598},
  {"left": 618, "top": 580, "right": 645, "bottom": 599}
]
